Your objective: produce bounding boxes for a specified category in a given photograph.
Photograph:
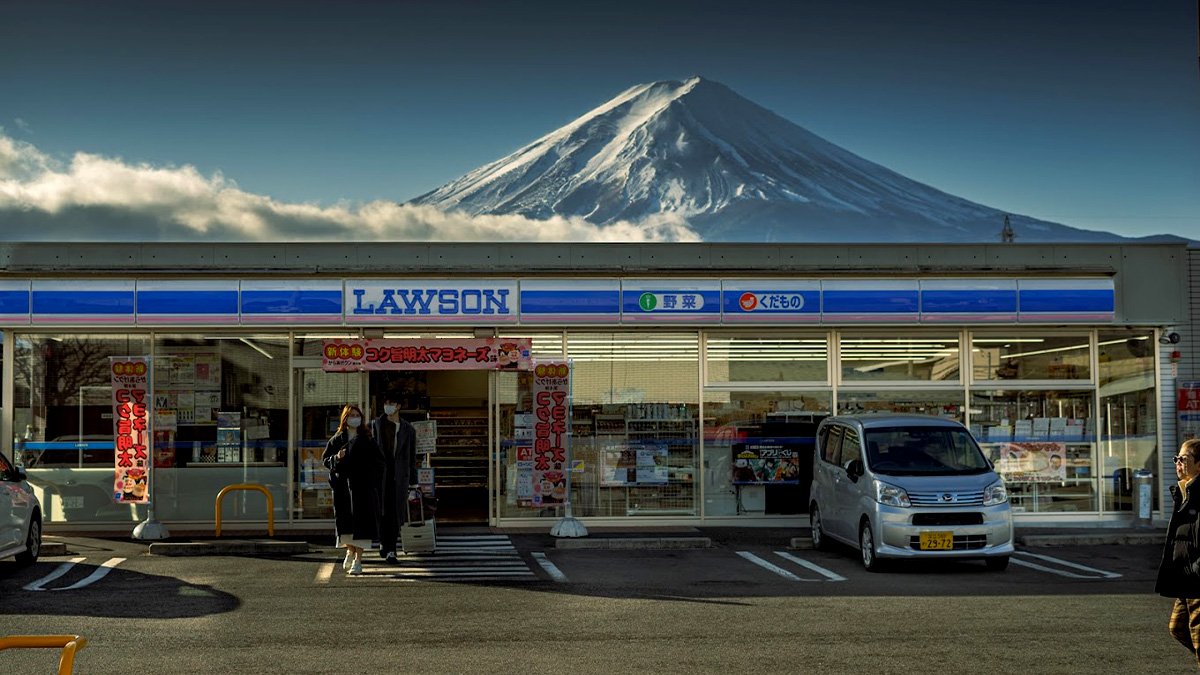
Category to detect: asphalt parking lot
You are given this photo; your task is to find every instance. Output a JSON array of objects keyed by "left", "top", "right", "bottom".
[{"left": 0, "top": 529, "right": 1188, "bottom": 674}]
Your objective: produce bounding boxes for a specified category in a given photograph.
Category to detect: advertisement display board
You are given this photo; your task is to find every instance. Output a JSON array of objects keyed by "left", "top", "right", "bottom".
[
  {"left": 111, "top": 357, "right": 151, "bottom": 503},
  {"left": 322, "top": 338, "right": 532, "bottom": 371},
  {"left": 732, "top": 442, "right": 802, "bottom": 485}
]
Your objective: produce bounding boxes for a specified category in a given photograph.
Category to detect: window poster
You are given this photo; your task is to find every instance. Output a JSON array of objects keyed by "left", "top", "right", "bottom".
[
  {"left": 154, "top": 349, "right": 223, "bottom": 426},
  {"left": 732, "top": 443, "right": 801, "bottom": 485},
  {"left": 601, "top": 442, "right": 668, "bottom": 486},
  {"left": 194, "top": 390, "right": 221, "bottom": 425},
  {"left": 997, "top": 442, "right": 1067, "bottom": 482}
]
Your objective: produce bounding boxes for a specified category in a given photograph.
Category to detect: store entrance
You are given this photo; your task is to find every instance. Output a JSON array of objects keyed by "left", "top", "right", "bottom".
[{"left": 369, "top": 370, "right": 490, "bottom": 523}]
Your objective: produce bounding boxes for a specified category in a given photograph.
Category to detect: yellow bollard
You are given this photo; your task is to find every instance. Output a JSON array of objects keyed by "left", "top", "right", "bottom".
[
  {"left": 214, "top": 484, "right": 275, "bottom": 537},
  {"left": 0, "top": 635, "right": 88, "bottom": 675}
]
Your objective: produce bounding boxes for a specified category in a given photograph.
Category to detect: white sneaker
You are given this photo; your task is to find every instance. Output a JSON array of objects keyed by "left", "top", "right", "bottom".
[
  {"left": 342, "top": 551, "right": 354, "bottom": 571},
  {"left": 349, "top": 560, "right": 363, "bottom": 575}
]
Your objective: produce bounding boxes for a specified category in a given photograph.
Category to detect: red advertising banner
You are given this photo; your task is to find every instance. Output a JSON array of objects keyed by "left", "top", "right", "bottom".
[
  {"left": 322, "top": 338, "right": 532, "bottom": 371},
  {"left": 532, "top": 361, "right": 570, "bottom": 507},
  {"left": 111, "top": 356, "right": 151, "bottom": 504}
]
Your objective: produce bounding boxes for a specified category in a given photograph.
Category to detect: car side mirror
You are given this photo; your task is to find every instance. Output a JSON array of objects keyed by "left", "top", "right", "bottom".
[
  {"left": 13, "top": 466, "right": 27, "bottom": 482},
  {"left": 846, "top": 459, "right": 864, "bottom": 482}
]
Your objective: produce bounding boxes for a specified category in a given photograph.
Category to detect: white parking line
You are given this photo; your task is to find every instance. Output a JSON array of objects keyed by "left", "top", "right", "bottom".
[
  {"left": 52, "top": 558, "right": 126, "bottom": 591},
  {"left": 531, "top": 552, "right": 569, "bottom": 583},
  {"left": 1014, "top": 552, "right": 1122, "bottom": 579},
  {"left": 22, "top": 557, "right": 86, "bottom": 591},
  {"left": 774, "top": 551, "right": 847, "bottom": 581},
  {"left": 736, "top": 551, "right": 803, "bottom": 581},
  {"left": 315, "top": 563, "right": 335, "bottom": 584}
]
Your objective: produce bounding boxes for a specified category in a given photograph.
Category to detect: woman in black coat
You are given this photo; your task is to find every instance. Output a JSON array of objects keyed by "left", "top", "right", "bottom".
[
  {"left": 322, "top": 404, "right": 384, "bottom": 575},
  {"left": 1156, "top": 438, "right": 1200, "bottom": 666}
]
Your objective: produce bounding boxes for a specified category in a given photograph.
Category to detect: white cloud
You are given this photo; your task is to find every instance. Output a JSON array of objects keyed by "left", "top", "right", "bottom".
[{"left": 0, "top": 131, "right": 700, "bottom": 243}]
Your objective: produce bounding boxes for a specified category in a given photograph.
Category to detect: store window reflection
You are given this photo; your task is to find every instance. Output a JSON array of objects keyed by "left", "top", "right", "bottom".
[
  {"left": 566, "top": 332, "right": 699, "bottom": 517},
  {"left": 969, "top": 390, "right": 1096, "bottom": 513},
  {"left": 837, "top": 390, "right": 965, "bottom": 421},
  {"left": 706, "top": 334, "right": 828, "bottom": 383},
  {"left": 14, "top": 333, "right": 148, "bottom": 523},
  {"left": 151, "top": 336, "right": 289, "bottom": 524},
  {"left": 971, "top": 334, "right": 1091, "bottom": 381},
  {"left": 840, "top": 334, "right": 959, "bottom": 382},
  {"left": 1098, "top": 330, "right": 1158, "bottom": 513},
  {"left": 703, "top": 392, "right": 831, "bottom": 517}
]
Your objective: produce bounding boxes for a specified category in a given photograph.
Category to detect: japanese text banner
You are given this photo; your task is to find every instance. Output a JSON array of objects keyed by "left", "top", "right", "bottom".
[
  {"left": 322, "top": 338, "right": 532, "bottom": 371},
  {"left": 532, "top": 361, "right": 570, "bottom": 507},
  {"left": 111, "top": 356, "right": 151, "bottom": 503}
]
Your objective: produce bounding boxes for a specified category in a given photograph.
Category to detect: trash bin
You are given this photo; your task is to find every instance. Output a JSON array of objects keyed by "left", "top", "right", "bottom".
[{"left": 1133, "top": 469, "right": 1154, "bottom": 527}]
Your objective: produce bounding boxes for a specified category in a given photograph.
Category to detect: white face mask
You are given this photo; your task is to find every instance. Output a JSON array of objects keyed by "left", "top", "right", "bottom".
[
  {"left": 383, "top": 404, "right": 397, "bottom": 415},
  {"left": 347, "top": 417, "right": 362, "bottom": 428}
]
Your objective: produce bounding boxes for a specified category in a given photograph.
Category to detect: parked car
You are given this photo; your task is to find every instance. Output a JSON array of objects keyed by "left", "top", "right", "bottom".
[
  {"left": 0, "top": 450, "right": 42, "bottom": 566},
  {"left": 809, "top": 414, "right": 1013, "bottom": 572}
]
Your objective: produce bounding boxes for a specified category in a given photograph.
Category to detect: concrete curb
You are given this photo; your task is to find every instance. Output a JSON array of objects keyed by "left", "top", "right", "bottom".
[
  {"left": 40, "top": 542, "right": 68, "bottom": 556},
  {"left": 555, "top": 537, "right": 711, "bottom": 550},
  {"left": 148, "top": 540, "right": 310, "bottom": 557},
  {"left": 789, "top": 537, "right": 814, "bottom": 550},
  {"left": 1017, "top": 533, "right": 1162, "bottom": 547}
]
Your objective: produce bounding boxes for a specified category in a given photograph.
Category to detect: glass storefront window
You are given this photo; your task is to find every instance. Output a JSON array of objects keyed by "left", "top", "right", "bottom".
[
  {"left": 561, "top": 332, "right": 699, "bottom": 517},
  {"left": 837, "top": 390, "right": 965, "bottom": 422},
  {"left": 152, "top": 335, "right": 289, "bottom": 523},
  {"left": 1098, "top": 330, "right": 1158, "bottom": 513},
  {"left": 14, "top": 333, "right": 149, "bottom": 523},
  {"left": 971, "top": 334, "right": 1091, "bottom": 382},
  {"left": 705, "top": 334, "right": 828, "bottom": 383},
  {"left": 840, "top": 334, "right": 960, "bottom": 382},
  {"left": 702, "top": 391, "right": 832, "bottom": 517},
  {"left": 969, "top": 389, "right": 1096, "bottom": 513}
]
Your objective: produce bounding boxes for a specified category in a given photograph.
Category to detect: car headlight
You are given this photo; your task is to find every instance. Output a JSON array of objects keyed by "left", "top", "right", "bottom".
[
  {"left": 875, "top": 481, "right": 911, "bottom": 507},
  {"left": 983, "top": 481, "right": 1008, "bottom": 506}
]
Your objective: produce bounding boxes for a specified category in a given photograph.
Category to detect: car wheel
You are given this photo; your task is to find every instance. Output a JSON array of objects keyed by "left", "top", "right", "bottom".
[
  {"left": 810, "top": 506, "right": 828, "bottom": 551},
  {"left": 985, "top": 556, "right": 1010, "bottom": 572},
  {"left": 859, "top": 520, "right": 883, "bottom": 572},
  {"left": 14, "top": 516, "right": 41, "bottom": 567}
]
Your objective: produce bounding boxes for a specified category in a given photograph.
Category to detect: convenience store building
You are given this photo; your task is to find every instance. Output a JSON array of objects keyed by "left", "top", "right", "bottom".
[{"left": 0, "top": 241, "right": 1186, "bottom": 533}]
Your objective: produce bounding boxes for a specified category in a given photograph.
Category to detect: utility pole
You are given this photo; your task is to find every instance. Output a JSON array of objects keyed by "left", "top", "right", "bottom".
[{"left": 1000, "top": 214, "right": 1015, "bottom": 243}]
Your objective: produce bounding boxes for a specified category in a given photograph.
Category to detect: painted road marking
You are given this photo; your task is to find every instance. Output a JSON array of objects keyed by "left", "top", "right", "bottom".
[
  {"left": 736, "top": 551, "right": 803, "bottom": 581},
  {"left": 52, "top": 558, "right": 126, "bottom": 591},
  {"left": 1013, "top": 552, "right": 1122, "bottom": 579},
  {"left": 348, "top": 534, "right": 537, "bottom": 582},
  {"left": 530, "top": 552, "right": 569, "bottom": 583},
  {"left": 774, "top": 551, "right": 848, "bottom": 581},
  {"left": 22, "top": 557, "right": 86, "bottom": 591},
  {"left": 315, "top": 563, "right": 335, "bottom": 584}
]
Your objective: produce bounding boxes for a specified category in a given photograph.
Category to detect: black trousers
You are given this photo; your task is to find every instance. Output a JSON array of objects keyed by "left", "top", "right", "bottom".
[{"left": 379, "top": 475, "right": 399, "bottom": 554}]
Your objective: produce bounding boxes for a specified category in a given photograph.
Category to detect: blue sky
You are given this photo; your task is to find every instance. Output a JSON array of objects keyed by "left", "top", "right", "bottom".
[{"left": 0, "top": 0, "right": 1197, "bottom": 240}]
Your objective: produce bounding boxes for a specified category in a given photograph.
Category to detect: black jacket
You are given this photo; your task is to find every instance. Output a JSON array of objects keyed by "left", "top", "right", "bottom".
[
  {"left": 370, "top": 414, "right": 420, "bottom": 521},
  {"left": 1156, "top": 476, "right": 1200, "bottom": 598},
  {"left": 322, "top": 429, "right": 385, "bottom": 541}
]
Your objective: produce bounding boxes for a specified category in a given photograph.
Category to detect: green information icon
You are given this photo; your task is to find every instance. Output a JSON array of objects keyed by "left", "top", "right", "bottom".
[{"left": 638, "top": 293, "right": 657, "bottom": 311}]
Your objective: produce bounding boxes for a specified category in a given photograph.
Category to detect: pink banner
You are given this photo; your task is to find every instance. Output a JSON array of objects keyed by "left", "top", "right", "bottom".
[
  {"left": 322, "top": 338, "right": 532, "bottom": 371},
  {"left": 532, "top": 361, "right": 570, "bottom": 507},
  {"left": 111, "top": 357, "right": 151, "bottom": 504}
]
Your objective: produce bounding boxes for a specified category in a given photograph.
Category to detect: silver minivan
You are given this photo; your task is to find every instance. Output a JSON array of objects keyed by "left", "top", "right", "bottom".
[{"left": 809, "top": 414, "right": 1013, "bottom": 571}]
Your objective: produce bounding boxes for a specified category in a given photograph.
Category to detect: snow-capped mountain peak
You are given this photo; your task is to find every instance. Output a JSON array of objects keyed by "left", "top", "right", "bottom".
[{"left": 411, "top": 77, "right": 1124, "bottom": 242}]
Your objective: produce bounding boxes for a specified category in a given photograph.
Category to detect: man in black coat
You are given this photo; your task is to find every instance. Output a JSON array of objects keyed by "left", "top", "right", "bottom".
[
  {"left": 1156, "top": 438, "right": 1200, "bottom": 666},
  {"left": 370, "top": 393, "right": 420, "bottom": 562}
]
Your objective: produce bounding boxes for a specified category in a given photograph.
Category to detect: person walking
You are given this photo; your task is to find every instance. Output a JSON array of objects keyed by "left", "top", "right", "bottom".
[
  {"left": 322, "top": 404, "right": 384, "bottom": 575},
  {"left": 370, "top": 392, "right": 420, "bottom": 562},
  {"left": 1156, "top": 438, "right": 1200, "bottom": 667}
]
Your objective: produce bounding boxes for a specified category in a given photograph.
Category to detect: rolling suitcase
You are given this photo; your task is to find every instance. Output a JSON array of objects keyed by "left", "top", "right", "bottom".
[{"left": 401, "top": 490, "right": 437, "bottom": 554}]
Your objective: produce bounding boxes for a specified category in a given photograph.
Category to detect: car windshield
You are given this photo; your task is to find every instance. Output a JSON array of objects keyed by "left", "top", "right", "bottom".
[{"left": 864, "top": 426, "right": 990, "bottom": 476}]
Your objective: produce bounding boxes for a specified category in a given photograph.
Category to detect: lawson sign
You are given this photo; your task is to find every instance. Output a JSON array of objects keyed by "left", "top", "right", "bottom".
[{"left": 346, "top": 280, "right": 519, "bottom": 323}]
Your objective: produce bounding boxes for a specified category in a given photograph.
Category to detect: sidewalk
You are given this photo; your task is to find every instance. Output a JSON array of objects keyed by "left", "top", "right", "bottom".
[{"left": 37, "top": 523, "right": 1168, "bottom": 557}]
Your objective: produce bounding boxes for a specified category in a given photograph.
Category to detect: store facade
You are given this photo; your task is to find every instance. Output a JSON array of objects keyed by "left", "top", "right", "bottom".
[{"left": 0, "top": 242, "right": 1186, "bottom": 532}]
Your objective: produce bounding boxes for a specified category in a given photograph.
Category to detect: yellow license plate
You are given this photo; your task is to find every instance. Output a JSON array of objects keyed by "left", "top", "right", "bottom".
[{"left": 919, "top": 531, "right": 954, "bottom": 550}]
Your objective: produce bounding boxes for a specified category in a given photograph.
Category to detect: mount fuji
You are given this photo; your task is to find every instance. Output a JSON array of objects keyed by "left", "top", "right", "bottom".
[{"left": 411, "top": 77, "right": 1136, "bottom": 243}]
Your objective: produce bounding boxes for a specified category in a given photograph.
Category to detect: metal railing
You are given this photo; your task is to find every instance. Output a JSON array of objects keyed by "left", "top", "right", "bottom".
[
  {"left": 214, "top": 484, "right": 275, "bottom": 537},
  {"left": 0, "top": 635, "right": 88, "bottom": 674}
]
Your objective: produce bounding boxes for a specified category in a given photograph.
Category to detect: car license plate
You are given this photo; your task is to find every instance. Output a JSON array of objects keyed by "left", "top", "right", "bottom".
[{"left": 919, "top": 531, "right": 954, "bottom": 550}]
